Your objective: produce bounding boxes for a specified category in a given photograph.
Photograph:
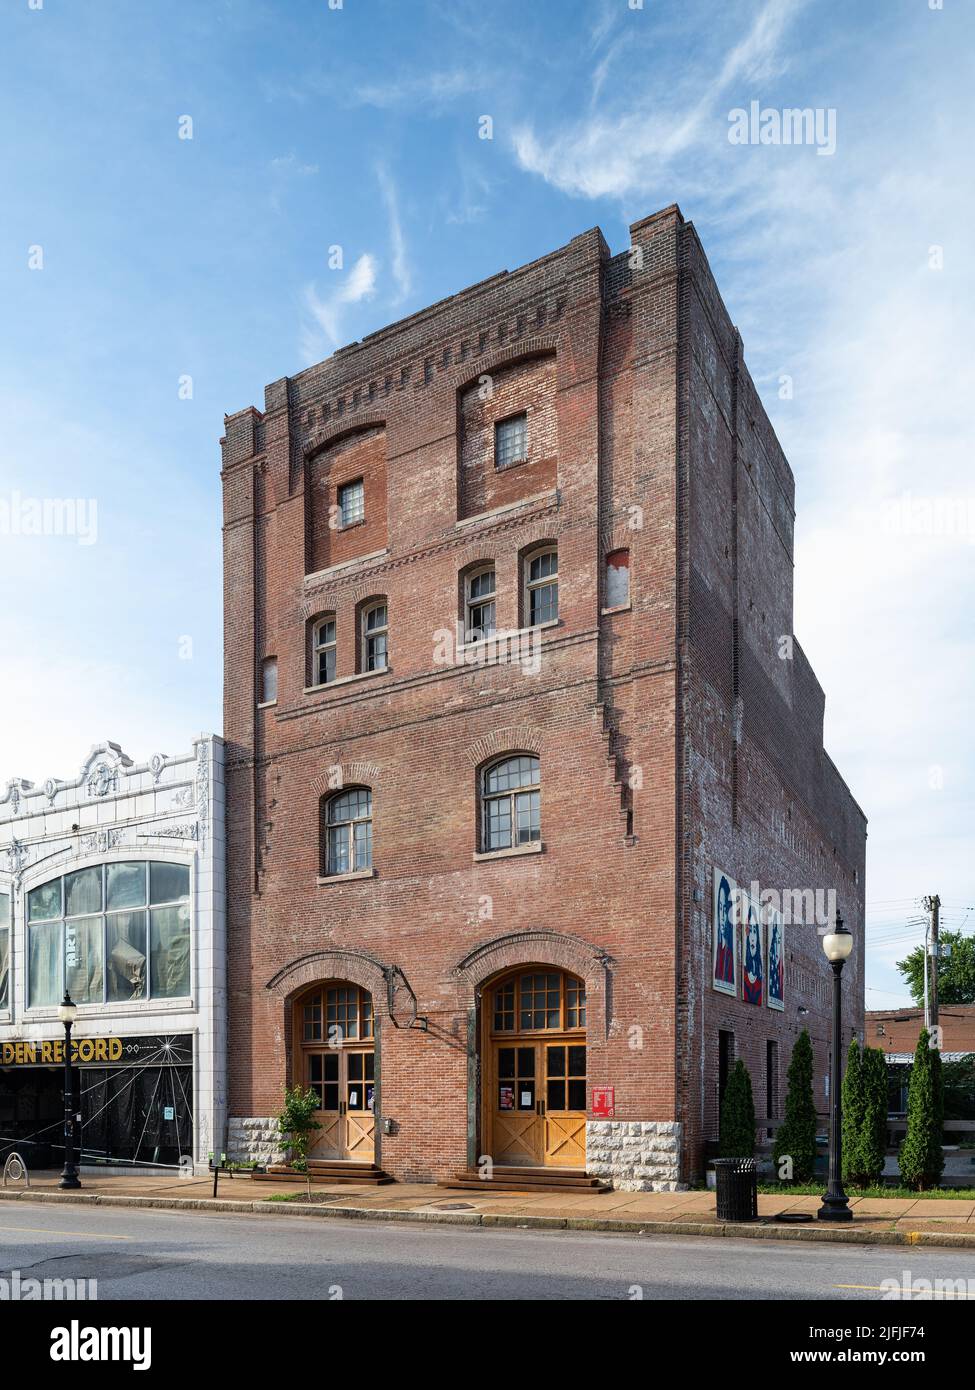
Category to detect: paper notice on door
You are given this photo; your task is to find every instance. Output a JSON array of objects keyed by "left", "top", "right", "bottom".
[
  {"left": 349, "top": 1091, "right": 358, "bottom": 1107},
  {"left": 520, "top": 1091, "right": 532, "bottom": 1107},
  {"left": 499, "top": 1086, "right": 514, "bottom": 1111}
]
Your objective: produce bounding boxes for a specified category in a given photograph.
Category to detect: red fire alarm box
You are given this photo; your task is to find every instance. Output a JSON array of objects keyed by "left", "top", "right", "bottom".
[{"left": 591, "top": 1086, "right": 615, "bottom": 1117}]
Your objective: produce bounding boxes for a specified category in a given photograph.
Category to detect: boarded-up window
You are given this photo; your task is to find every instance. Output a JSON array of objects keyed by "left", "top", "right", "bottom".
[{"left": 605, "top": 549, "right": 630, "bottom": 608}]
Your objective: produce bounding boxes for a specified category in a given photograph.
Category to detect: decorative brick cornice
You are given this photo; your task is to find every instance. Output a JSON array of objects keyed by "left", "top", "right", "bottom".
[{"left": 464, "top": 726, "right": 543, "bottom": 766}]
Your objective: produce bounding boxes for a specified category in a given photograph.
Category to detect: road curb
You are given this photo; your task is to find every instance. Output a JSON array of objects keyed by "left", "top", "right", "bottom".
[{"left": 2, "top": 1188, "right": 973, "bottom": 1250}]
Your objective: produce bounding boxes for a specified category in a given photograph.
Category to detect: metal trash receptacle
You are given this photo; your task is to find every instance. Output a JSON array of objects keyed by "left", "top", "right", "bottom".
[{"left": 713, "top": 1157, "right": 758, "bottom": 1221}]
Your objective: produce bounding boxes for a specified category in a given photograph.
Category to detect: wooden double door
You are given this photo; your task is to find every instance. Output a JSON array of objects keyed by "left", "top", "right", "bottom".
[
  {"left": 489, "top": 1039, "right": 587, "bottom": 1168},
  {"left": 306, "top": 1046, "right": 376, "bottom": 1161}
]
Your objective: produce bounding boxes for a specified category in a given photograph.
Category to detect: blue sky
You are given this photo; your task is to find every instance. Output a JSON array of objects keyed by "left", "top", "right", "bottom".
[{"left": 1, "top": 0, "right": 972, "bottom": 1006}]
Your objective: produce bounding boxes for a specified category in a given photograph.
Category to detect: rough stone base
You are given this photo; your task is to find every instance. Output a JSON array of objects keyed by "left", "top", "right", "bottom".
[
  {"left": 226, "top": 1117, "right": 285, "bottom": 1166},
  {"left": 586, "top": 1119, "right": 685, "bottom": 1191}
]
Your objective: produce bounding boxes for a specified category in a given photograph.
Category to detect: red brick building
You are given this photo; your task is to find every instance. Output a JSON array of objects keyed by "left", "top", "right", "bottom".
[
  {"left": 220, "top": 204, "right": 866, "bottom": 1188},
  {"left": 867, "top": 1007, "right": 975, "bottom": 1059}
]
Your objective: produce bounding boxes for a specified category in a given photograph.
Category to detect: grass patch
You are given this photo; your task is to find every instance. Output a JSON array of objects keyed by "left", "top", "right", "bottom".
[{"left": 758, "top": 1183, "right": 975, "bottom": 1200}]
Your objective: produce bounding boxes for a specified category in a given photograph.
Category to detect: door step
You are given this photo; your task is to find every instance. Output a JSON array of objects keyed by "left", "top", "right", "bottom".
[
  {"left": 443, "top": 1166, "right": 610, "bottom": 1194},
  {"left": 253, "top": 1163, "right": 393, "bottom": 1186}
]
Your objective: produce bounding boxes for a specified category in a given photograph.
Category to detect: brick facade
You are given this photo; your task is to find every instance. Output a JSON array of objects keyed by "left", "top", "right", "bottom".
[{"left": 221, "top": 204, "right": 866, "bottom": 1186}]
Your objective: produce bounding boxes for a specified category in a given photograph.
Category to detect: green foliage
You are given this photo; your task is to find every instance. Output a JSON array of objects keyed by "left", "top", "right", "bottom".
[
  {"left": 896, "top": 930, "right": 975, "bottom": 1007},
  {"left": 719, "top": 1059, "right": 756, "bottom": 1158},
  {"left": 860, "top": 1046, "right": 890, "bottom": 1186},
  {"left": 899, "top": 1029, "right": 945, "bottom": 1191},
  {"left": 772, "top": 1029, "right": 818, "bottom": 1182},
  {"left": 941, "top": 1056, "right": 975, "bottom": 1121},
  {"left": 841, "top": 1039, "right": 866, "bottom": 1186},
  {"left": 276, "top": 1085, "right": 322, "bottom": 1173}
]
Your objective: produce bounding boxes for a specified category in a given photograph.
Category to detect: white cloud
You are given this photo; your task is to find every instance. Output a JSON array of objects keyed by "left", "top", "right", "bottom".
[
  {"left": 300, "top": 252, "right": 378, "bottom": 361},
  {"left": 376, "top": 164, "right": 412, "bottom": 304}
]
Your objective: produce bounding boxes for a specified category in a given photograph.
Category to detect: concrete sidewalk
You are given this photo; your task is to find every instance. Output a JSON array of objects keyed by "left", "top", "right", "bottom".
[{"left": 3, "top": 1171, "right": 975, "bottom": 1249}]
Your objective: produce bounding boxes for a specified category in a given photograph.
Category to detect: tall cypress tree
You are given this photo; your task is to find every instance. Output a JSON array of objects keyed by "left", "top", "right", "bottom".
[
  {"left": 719, "top": 1059, "right": 756, "bottom": 1159},
  {"left": 841, "top": 1038, "right": 866, "bottom": 1186},
  {"left": 860, "top": 1045, "right": 889, "bottom": 1186},
  {"left": 772, "top": 1029, "right": 818, "bottom": 1182},
  {"left": 899, "top": 1028, "right": 945, "bottom": 1191}
]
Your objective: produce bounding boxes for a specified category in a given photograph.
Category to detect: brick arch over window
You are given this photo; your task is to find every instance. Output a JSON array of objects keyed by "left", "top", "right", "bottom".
[
  {"left": 454, "top": 929, "right": 613, "bottom": 1037},
  {"left": 305, "top": 422, "right": 388, "bottom": 575},
  {"left": 266, "top": 947, "right": 392, "bottom": 1020},
  {"left": 303, "top": 417, "right": 387, "bottom": 464},
  {"left": 464, "top": 726, "right": 543, "bottom": 767},
  {"left": 453, "top": 339, "right": 558, "bottom": 399},
  {"left": 311, "top": 762, "right": 383, "bottom": 799}
]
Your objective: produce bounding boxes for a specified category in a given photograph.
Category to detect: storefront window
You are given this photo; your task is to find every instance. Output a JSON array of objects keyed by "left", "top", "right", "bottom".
[
  {"left": 0, "top": 891, "right": 10, "bottom": 1010},
  {"left": 26, "top": 861, "right": 191, "bottom": 1009}
]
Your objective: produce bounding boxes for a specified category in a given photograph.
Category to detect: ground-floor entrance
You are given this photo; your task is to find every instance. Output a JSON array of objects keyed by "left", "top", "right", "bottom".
[
  {"left": 296, "top": 982, "right": 376, "bottom": 1162},
  {"left": 484, "top": 969, "right": 587, "bottom": 1168}
]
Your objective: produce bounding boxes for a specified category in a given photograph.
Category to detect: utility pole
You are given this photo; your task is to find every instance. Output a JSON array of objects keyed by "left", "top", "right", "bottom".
[{"left": 923, "top": 894, "right": 941, "bottom": 1034}]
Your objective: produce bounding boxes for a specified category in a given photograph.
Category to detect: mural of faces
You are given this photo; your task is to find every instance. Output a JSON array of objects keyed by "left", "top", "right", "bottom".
[
  {"left": 767, "top": 912, "right": 785, "bottom": 1010},
  {"left": 742, "top": 900, "right": 764, "bottom": 1006},
  {"left": 712, "top": 869, "right": 737, "bottom": 996}
]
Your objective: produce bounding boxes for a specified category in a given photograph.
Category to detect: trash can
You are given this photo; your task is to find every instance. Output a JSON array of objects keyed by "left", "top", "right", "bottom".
[{"left": 713, "top": 1157, "right": 758, "bottom": 1222}]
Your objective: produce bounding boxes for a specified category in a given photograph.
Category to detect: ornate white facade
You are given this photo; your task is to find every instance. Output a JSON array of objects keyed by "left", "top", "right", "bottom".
[{"left": 0, "top": 736, "right": 225, "bottom": 1173}]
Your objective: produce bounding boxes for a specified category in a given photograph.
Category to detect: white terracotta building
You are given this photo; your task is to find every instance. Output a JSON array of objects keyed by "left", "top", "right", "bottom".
[{"left": 0, "top": 736, "right": 225, "bottom": 1174}]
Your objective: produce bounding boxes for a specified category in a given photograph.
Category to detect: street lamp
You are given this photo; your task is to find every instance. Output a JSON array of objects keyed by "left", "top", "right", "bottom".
[
  {"left": 817, "top": 910, "right": 853, "bottom": 1222},
  {"left": 57, "top": 991, "right": 81, "bottom": 1190}
]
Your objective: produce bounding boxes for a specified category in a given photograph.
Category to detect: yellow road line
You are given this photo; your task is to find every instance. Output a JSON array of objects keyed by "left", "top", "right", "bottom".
[{"left": 0, "top": 1224, "right": 131, "bottom": 1241}]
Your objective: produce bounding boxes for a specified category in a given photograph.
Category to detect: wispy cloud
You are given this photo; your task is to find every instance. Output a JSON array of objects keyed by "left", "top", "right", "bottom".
[
  {"left": 300, "top": 252, "right": 378, "bottom": 361},
  {"left": 351, "top": 67, "right": 492, "bottom": 111},
  {"left": 377, "top": 164, "right": 412, "bottom": 304}
]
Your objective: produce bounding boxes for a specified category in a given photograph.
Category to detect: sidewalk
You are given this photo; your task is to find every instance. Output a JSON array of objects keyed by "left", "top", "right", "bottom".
[{"left": 3, "top": 1172, "right": 975, "bottom": 1249}]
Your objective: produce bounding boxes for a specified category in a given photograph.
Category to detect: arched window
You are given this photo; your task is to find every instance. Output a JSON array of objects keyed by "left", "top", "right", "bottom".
[
  {"left": 361, "top": 602, "right": 388, "bottom": 672},
  {"left": 481, "top": 755, "right": 540, "bottom": 852},
  {"left": 25, "top": 861, "right": 191, "bottom": 1009},
  {"left": 322, "top": 787, "right": 373, "bottom": 875},
  {"left": 491, "top": 970, "right": 586, "bottom": 1034},
  {"left": 525, "top": 546, "right": 558, "bottom": 627},
  {"left": 465, "top": 565, "right": 496, "bottom": 641},
  {"left": 312, "top": 616, "right": 337, "bottom": 686}
]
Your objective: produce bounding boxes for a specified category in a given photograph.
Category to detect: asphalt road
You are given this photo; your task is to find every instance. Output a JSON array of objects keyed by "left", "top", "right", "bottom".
[{"left": 0, "top": 1201, "right": 972, "bottom": 1300}]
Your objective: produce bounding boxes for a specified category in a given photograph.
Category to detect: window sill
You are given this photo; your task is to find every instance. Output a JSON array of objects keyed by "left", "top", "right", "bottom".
[
  {"left": 317, "top": 868, "right": 376, "bottom": 885},
  {"left": 338, "top": 517, "right": 366, "bottom": 532},
  {"left": 454, "top": 489, "right": 558, "bottom": 530},
  {"left": 458, "top": 620, "right": 557, "bottom": 655},
  {"left": 256, "top": 700, "right": 277, "bottom": 710},
  {"left": 304, "top": 666, "right": 390, "bottom": 695},
  {"left": 23, "top": 998, "right": 196, "bottom": 1020},
  {"left": 473, "top": 842, "right": 544, "bottom": 863},
  {"left": 601, "top": 603, "right": 631, "bottom": 616}
]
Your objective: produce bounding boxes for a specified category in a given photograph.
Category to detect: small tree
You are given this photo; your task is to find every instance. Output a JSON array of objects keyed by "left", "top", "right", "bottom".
[
  {"left": 841, "top": 1039, "right": 866, "bottom": 1186},
  {"left": 277, "top": 1085, "right": 321, "bottom": 1172},
  {"left": 772, "top": 1029, "right": 818, "bottom": 1182},
  {"left": 860, "top": 1045, "right": 889, "bottom": 1186},
  {"left": 899, "top": 1029, "right": 945, "bottom": 1191},
  {"left": 719, "top": 1058, "right": 755, "bottom": 1158}
]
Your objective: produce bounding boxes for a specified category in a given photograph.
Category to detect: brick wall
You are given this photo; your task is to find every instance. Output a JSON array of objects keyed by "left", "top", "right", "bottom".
[{"left": 221, "top": 204, "right": 866, "bottom": 1185}]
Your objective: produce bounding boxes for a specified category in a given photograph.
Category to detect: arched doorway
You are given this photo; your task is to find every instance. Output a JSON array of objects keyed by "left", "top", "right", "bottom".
[
  {"left": 483, "top": 967, "right": 586, "bottom": 1168},
  {"left": 293, "top": 982, "right": 376, "bottom": 1161}
]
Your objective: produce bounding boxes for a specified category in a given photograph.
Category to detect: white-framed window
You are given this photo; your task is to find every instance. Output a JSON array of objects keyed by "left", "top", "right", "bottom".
[
  {"left": 338, "top": 478, "right": 365, "bottom": 527},
  {"left": 323, "top": 787, "right": 373, "bottom": 875},
  {"left": 495, "top": 413, "right": 528, "bottom": 470},
  {"left": 313, "top": 617, "right": 337, "bottom": 685},
  {"left": 0, "top": 888, "right": 9, "bottom": 1011},
  {"left": 481, "top": 755, "right": 541, "bottom": 852},
  {"left": 25, "top": 861, "right": 191, "bottom": 1009},
  {"left": 260, "top": 656, "right": 278, "bottom": 704},
  {"left": 362, "top": 602, "right": 388, "bottom": 672},
  {"left": 525, "top": 547, "right": 558, "bottom": 627},
  {"left": 465, "top": 566, "right": 496, "bottom": 641}
]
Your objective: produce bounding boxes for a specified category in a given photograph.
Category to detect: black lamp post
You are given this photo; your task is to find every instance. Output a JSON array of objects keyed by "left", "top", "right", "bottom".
[
  {"left": 817, "top": 910, "right": 853, "bottom": 1222},
  {"left": 58, "top": 991, "right": 81, "bottom": 1190}
]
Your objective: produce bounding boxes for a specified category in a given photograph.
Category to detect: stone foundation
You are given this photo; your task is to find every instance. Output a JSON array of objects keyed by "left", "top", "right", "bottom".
[
  {"left": 586, "top": 1119, "right": 685, "bottom": 1191},
  {"left": 226, "top": 1117, "right": 285, "bottom": 1166}
]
